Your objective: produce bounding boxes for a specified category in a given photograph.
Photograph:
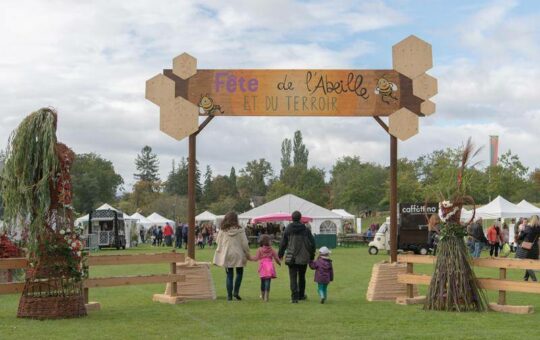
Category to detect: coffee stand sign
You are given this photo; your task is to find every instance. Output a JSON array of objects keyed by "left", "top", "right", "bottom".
[{"left": 146, "top": 35, "right": 437, "bottom": 261}]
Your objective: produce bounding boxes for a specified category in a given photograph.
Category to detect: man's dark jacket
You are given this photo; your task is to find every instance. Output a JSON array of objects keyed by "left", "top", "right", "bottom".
[{"left": 278, "top": 221, "right": 316, "bottom": 265}]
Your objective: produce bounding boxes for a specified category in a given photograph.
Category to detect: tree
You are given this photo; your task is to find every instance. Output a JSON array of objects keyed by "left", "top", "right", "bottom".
[
  {"left": 486, "top": 150, "right": 529, "bottom": 202},
  {"left": 0, "top": 150, "right": 5, "bottom": 219},
  {"left": 238, "top": 159, "right": 273, "bottom": 196},
  {"left": 382, "top": 158, "right": 423, "bottom": 206},
  {"left": 229, "top": 167, "right": 237, "bottom": 196},
  {"left": 134, "top": 145, "right": 160, "bottom": 183},
  {"left": 280, "top": 138, "right": 292, "bottom": 177},
  {"left": 292, "top": 131, "right": 309, "bottom": 168},
  {"left": 330, "top": 156, "right": 387, "bottom": 213},
  {"left": 71, "top": 153, "right": 124, "bottom": 214}
]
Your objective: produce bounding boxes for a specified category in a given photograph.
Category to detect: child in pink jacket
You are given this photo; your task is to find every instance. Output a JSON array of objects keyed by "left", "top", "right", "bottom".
[{"left": 251, "top": 234, "right": 281, "bottom": 302}]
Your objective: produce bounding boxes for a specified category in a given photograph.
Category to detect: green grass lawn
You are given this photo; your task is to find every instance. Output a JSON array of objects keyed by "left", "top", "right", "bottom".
[{"left": 1, "top": 244, "right": 540, "bottom": 339}]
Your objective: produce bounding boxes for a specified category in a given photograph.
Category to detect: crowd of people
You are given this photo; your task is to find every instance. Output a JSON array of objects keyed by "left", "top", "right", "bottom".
[
  {"left": 140, "top": 222, "right": 216, "bottom": 249},
  {"left": 427, "top": 214, "right": 540, "bottom": 281},
  {"left": 212, "top": 210, "right": 333, "bottom": 304}
]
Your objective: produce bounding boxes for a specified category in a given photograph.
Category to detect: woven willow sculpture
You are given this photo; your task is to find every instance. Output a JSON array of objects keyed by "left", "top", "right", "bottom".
[
  {"left": 2, "top": 108, "right": 86, "bottom": 319},
  {"left": 424, "top": 138, "right": 487, "bottom": 312}
]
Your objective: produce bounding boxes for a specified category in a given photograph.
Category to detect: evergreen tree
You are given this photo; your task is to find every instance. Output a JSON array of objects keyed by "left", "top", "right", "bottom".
[
  {"left": 292, "top": 130, "right": 309, "bottom": 168},
  {"left": 280, "top": 138, "right": 292, "bottom": 177},
  {"left": 134, "top": 145, "right": 160, "bottom": 182},
  {"left": 229, "top": 166, "right": 238, "bottom": 196}
]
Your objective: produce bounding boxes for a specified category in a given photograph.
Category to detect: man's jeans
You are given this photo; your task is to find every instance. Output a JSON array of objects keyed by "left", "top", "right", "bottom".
[{"left": 472, "top": 241, "right": 484, "bottom": 258}]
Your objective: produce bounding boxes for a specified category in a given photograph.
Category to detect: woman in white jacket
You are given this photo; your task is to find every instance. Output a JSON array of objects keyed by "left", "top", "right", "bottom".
[{"left": 213, "top": 211, "right": 251, "bottom": 300}]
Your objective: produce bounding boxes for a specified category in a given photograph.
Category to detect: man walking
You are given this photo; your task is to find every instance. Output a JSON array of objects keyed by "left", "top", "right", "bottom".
[
  {"left": 175, "top": 222, "right": 183, "bottom": 249},
  {"left": 470, "top": 217, "right": 488, "bottom": 258},
  {"left": 279, "top": 211, "right": 316, "bottom": 303}
]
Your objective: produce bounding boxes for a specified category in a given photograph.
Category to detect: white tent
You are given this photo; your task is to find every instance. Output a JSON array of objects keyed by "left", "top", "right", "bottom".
[
  {"left": 147, "top": 212, "right": 175, "bottom": 227},
  {"left": 196, "top": 211, "right": 217, "bottom": 223},
  {"left": 239, "top": 194, "right": 343, "bottom": 234},
  {"left": 130, "top": 212, "right": 153, "bottom": 230},
  {"left": 460, "top": 208, "right": 474, "bottom": 223},
  {"left": 476, "top": 196, "right": 532, "bottom": 219},
  {"left": 331, "top": 209, "right": 356, "bottom": 233},
  {"left": 517, "top": 200, "right": 540, "bottom": 215}
]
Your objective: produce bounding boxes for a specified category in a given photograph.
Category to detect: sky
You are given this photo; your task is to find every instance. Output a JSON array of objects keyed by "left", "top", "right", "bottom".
[{"left": 1, "top": 0, "right": 540, "bottom": 191}]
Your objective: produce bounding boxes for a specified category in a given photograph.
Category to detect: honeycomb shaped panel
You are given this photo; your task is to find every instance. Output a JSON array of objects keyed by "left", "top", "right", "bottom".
[
  {"left": 413, "top": 73, "right": 438, "bottom": 100},
  {"left": 393, "top": 36, "right": 433, "bottom": 79},
  {"left": 172, "top": 53, "right": 197, "bottom": 80},
  {"left": 420, "top": 99, "right": 436, "bottom": 116},
  {"left": 389, "top": 108, "right": 419, "bottom": 141},
  {"left": 160, "top": 96, "right": 199, "bottom": 141},
  {"left": 146, "top": 74, "right": 175, "bottom": 106}
]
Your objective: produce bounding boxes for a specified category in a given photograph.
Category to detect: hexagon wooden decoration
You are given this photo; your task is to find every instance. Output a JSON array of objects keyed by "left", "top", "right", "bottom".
[
  {"left": 160, "top": 97, "right": 199, "bottom": 141},
  {"left": 413, "top": 73, "right": 438, "bottom": 100},
  {"left": 392, "top": 35, "right": 433, "bottom": 79},
  {"left": 146, "top": 74, "right": 175, "bottom": 106},
  {"left": 173, "top": 53, "right": 197, "bottom": 80},
  {"left": 420, "top": 99, "right": 436, "bottom": 116},
  {"left": 389, "top": 108, "right": 419, "bottom": 141}
]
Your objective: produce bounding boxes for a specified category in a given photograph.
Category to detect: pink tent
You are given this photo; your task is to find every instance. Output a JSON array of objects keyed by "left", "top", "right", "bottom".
[{"left": 251, "top": 212, "right": 313, "bottom": 224}]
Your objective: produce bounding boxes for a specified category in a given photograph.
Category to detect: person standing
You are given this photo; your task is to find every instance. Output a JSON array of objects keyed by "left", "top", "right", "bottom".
[
  {"left": 156, "top": 226, "right": 163, "bottom": 247},
  {"left": 251, "top": 234, "right": 281, "bottom": 302},
  {"left": 163, "top": 222, "right": 174, "bottom": 247},
  {"left": 487, "top": 222, "right": 503, "bottom": 257},
  {"left": 175, "top": 222, "right": 183, "bottom": 249},
  {"left": 427, "top": 214, "right": 440, "bottom": 255},
  {"left": 470, "top": 217, "right": 488, "bottom": 258},
  {"left": 182, "top": 223, "right": 189, "bottom": 250},
  {"left": 278, "top": 211, "right": 316, "bottom": 303},
  {"left": 515, "top": 215, "right": 540, "bottom": 281},
  {"left": 213, "top": 211, "right": 251, "bottom": 301},
  {"left": 309, "top": 246, "right": 334, "bottom": 304},
  {"left": 139, "top": 226, "right": 145, "bottom": 244}
]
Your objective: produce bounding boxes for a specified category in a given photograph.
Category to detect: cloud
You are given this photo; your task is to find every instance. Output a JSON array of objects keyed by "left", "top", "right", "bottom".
[{"left": 0, "top": 0, "right": 539, "bottom": 195}]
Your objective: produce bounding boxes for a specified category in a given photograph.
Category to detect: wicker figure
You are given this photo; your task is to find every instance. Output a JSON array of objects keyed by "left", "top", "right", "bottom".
[
  {"left": 2, "top": 108, "right": 87, "bottom": 319},
  {"left": 424, "top": 138, "right": 487, "bottom": 312}
]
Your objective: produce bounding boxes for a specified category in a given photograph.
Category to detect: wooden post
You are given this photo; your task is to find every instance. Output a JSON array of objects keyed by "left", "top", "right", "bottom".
[
  {"left": 390, "top": 135, "right": 398, "bottom": 263},
  {"left": 188, "top": 134, "right": 196, "bottom": 260},
  {"left": 406, "top": 262, "right": 414, "bottom": 298},
  {"left": 83, "top": 287, "right": 89, "bottom": 304},
  {"left": 498, "top": 267, "right": 507, "bottom": 305},
  {"left": 170, "top": 251, "right": 178, "bottom": 297}
]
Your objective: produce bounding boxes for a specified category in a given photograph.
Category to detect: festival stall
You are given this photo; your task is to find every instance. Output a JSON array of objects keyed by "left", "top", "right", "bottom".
[
  {"left": 77, "top": 204, "right": 128, "bottom": 250},
  {"left": 475, "top": 196, "right": 532, "bottom": 219},
  {"left": 331, "top": 209, "right": 356, "bottom": 233},
  {"left": 517, "top": 200, "right": 540, "bottom": 215},
  {"left": 239, "top": 194, "right": 343, "bottom": 249},
  {"left": 146, "top": 212, "right": 175, "bottom": 227}
]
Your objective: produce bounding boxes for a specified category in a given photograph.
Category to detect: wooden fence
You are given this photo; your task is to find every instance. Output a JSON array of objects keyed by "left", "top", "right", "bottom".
[
  {"left": 0, "top": 251, "right": 185, "bottom": 310},
  {"left": 397, "top": 254, "right": 540, "bottom": 314}
]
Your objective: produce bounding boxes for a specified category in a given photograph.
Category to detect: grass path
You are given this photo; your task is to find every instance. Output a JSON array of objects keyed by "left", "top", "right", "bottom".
[{"left": 1, "top": 245, "right": 539, "bottom": 339}]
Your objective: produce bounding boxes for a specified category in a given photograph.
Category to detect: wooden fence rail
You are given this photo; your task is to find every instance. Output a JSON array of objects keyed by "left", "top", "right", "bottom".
[
  {"left": 397, "top": 254, "right": 540, "bottom": 314},
  {"left": 0, "top": 251, "right": 185, "bottom": 311}
]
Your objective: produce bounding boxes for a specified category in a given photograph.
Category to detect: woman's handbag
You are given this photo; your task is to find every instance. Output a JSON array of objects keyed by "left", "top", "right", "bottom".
[{"left": 521, "top": 235, "right": 539, "bottom": 250}]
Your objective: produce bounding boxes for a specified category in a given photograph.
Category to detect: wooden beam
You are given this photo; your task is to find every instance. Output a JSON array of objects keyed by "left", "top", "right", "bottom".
[
  {"left": 499, "top": 268, "right": 507, "bottom": 305},
  {"left": 472, "top": 257, "right": 540, "bottom": 271},
  {"left": 188, "top": 134, "right": 196, "bottom": 260},
  {"left": 397, "top": 273, "right": 431, "bottom": 285},
  {"left": 0, "top": 282, "right": 25, "bottom": 294},
  {"left": 194, "top": 115, "right": 214, "bottom": 136},
  {"left": 398, "top": 273, "right": 540, "bottom": 295},
  {"left": 389, "top": 135, "right": 398, "bottom": 263},
  {"left": 373, "top": 116, "right": 389, "bottom": 132},
  {"left": 398, "top": 254, "right": 436, "bottom": 265},
  {"left": 88, "top": 252, "right": 184, "bottom": 266},
  {"left": 84, "top": 274, "right": 185, "bottom": 288},
  {"left": 0, "top": 258, "right": 28, "bottom": 270}
]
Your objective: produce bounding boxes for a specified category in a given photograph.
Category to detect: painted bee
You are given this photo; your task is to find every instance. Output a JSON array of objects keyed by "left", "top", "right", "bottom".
[
  {"left": 374, "top": 77, "right": 398, "bottom": 104},
  {"left": 198, "top": 94, "right": 224, "bottom": 115}
]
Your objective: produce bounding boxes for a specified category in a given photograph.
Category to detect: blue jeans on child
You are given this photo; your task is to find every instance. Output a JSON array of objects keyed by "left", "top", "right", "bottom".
[
  {"left": 260, "top": 278, "right": 271, "bottom": 291},
  {"left": 318, "top": 283, "right": 328, "bottom": 299}
]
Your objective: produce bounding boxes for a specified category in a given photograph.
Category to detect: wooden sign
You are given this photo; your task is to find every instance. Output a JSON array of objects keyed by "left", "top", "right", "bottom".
[
  {"left": 160, "top": 69, "right": 421, "bottom": 117},
  {"left": 146, "top": 35, "right": 437, "bottom": 141}
]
